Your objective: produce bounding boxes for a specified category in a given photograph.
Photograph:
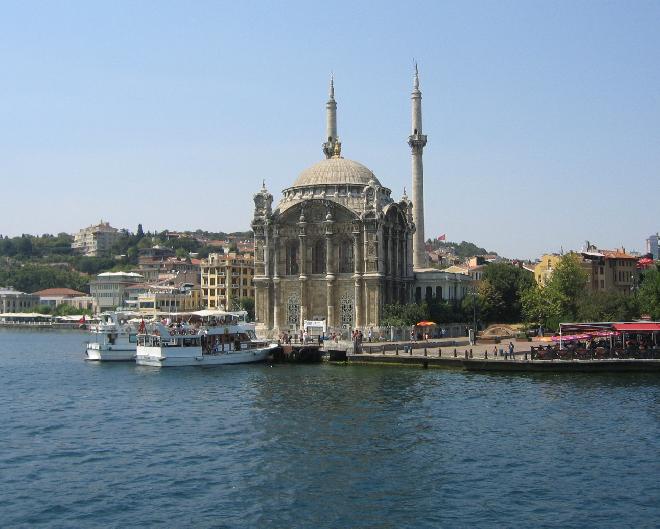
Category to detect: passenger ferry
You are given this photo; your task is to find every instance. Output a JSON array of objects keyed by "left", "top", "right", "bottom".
[
  {"left": 135, "top": 310, "right": 278, "bottom": 367},
  {"left": 85, "top": 311, "right": 139, "bottom": 361}
]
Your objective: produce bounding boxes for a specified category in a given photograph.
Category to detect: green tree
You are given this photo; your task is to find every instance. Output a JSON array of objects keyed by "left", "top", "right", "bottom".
[
  {"left": 577, "top": 290, "right": 639, "bottom": 322},
  {"left": 479, "top": 263, "right": 533, "bottom": 322},
  {"left": 381, "top": 302, "right": 429, "bottom": 327},
  {"left": 523, "top": 253, "right": 589, "bottom": 330},
  {"left": 637, "top": 267, "right": 660, "bottom": 319},
  {"left": 238, "top": 297, "right": 255, "bottom": 321},
  {"left": 16, "top": 236, "right": 33, "bottom": 258},
  {"left": 0, "top": 264, "right": 89, "bottom": 293},
  {"left": 136, "top": 224, "right": 145, "bottom": 238}
]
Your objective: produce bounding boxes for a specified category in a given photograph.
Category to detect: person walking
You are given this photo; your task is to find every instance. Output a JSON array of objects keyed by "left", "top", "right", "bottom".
[{"left": 508, "top": 341, "right": 515, "bottom": 360}]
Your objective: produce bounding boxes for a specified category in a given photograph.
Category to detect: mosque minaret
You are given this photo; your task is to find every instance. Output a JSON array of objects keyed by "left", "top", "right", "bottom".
[
  {"left": 408, "top": 64, "right": 428, "bottom": 270},
  {"left": 322, "top": 75, "right": 338, "bottom": 159}
]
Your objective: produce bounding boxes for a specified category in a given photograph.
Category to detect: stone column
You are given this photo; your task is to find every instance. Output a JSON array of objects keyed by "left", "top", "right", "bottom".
[
  {"left": 298, "top": 214, "right": 307, "bottom": 329},
  {"left": 272, "top": 227, "right": 280, "bottom": 330},
  {"left": 353, "top": 225, "right": 362, "bottom": 328},
  {"left": 325, "top": 215, "right": 335, "bottom": 329},
  {"left": 408, "top": 66, "right": 428, "bottom": 270}
]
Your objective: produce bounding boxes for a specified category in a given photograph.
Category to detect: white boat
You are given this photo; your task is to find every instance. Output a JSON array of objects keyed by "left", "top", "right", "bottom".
[
  {"left": 85, "top": 312, "right": 139, "bottom": 361},
  {"left": 135, "top": 310, "right": 278, "bottom": 367}
]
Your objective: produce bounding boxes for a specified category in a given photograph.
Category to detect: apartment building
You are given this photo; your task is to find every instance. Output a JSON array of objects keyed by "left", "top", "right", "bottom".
[{"left": 200, "top": 252, "right": 254, "bottom": 310}]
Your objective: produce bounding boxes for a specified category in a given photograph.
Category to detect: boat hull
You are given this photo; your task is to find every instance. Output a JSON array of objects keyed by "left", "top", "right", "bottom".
[
  {"left": 85, "top": 346, "right": 136, "bottom": 362},
  {"left": 135, "top": 344, "right": 276, "bottom": 367}
]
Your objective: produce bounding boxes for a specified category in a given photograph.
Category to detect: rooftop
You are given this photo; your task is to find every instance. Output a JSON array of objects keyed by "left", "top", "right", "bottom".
[{"left": 32, "top": 288, "right": 87, "bottom": 297}]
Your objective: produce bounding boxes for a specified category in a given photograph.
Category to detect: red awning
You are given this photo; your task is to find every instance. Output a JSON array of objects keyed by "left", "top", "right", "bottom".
[{"left": 613, "top": 323, "right": 660, "bottom": 332}]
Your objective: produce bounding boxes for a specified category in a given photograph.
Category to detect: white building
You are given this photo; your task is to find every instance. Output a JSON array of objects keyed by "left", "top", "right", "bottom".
[
  {"left": 90, "top": 272, "right": 144, "bottom": 310},
  {"left": 0, "top": 288, "right": 39, "bottom": 313},
  {"left": 71, "top": 221, "right": 120, "bottom": 257},
  {"left": 646, "top": 233, "right": 659, "bottom": 259}
]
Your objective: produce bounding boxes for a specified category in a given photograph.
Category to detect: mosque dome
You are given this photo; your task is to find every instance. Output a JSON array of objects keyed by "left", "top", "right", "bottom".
[{"left": 291, "top": 157, "right": 381, "bottom": 188}]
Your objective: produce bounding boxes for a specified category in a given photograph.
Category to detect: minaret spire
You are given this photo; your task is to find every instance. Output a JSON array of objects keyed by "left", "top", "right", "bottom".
[
  {"left": 322, "top": 73, "right": 338, "bottom": 159},
  {"left": 408, "top": 62, "right": 428, "bottom": 269}
]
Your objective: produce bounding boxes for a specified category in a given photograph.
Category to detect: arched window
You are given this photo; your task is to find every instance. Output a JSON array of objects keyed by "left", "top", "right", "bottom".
[
  {"left": 425, "top": 286, "right": 433, "bottom": 301},
  {"left": 436, "top": 286, "right": 442, "bottom": 300},
  {"left": 338, "top": 239, "right": 354, "bottom": 273},
  {"left": 311, "top": 239, "right": 326, "bottom": 274},
  {"left": 285, "top": 241, "right": 298, "bottom": 276}
]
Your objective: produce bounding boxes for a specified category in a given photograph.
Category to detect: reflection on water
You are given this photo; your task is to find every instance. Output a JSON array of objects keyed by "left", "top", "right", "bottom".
[{"left": 0, "top": 329, "right": 658, "bottom": 528}]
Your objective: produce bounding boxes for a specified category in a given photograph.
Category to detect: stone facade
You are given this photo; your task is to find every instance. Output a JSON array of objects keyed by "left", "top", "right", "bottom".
[
  {"left": 252, "top": 158, "right": 415, "bottom": 334},
  {"left": 252, "top": 69, "right": 471, "bottom": 335}
]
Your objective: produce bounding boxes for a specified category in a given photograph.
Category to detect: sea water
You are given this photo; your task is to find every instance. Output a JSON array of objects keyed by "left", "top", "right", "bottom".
[{"left": 0, "top": 329, "right": 658, "bottom": 528}]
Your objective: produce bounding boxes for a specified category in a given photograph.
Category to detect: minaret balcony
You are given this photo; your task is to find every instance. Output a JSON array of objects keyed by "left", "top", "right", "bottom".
[{"left": 408, "top": 133, "right": 428, "bottom": 148}]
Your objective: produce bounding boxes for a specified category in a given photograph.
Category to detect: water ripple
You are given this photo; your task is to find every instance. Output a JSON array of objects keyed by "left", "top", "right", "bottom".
[{"left": 0, "top": 330, "right": 659, "bottom": 528}]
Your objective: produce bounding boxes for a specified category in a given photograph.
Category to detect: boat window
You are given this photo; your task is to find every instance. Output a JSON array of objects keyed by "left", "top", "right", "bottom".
[{"left": 129, "top": 333, "right": 137, "bottom": 343}]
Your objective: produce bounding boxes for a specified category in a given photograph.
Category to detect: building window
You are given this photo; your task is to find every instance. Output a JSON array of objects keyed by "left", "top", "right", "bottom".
[
  {"left": 285, "top": 241, "right": 298, "bottom": 275},
  {"left": 338, "top": 239, "right": 354, "bottom": 273},
  {"left": 425, "top": 286, "right": 433, "bottom": 301},
  {"left": 415, "top": 287, "right": 422, "bottom": 303},
  {"left": 436, "top": 286, "right": 442, "bottom": 299},
  {"left": 312, "top": 239, "right": 326, "bottom": 274}
]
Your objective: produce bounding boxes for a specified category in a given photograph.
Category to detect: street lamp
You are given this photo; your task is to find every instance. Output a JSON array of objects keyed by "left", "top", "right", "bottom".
[{"left": 469, "top": 286, "right": 477, "bottom": 345}]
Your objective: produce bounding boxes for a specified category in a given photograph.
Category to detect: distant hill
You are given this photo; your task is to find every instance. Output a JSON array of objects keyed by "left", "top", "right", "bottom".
[{"left": 426, "top": 239, "right": 497, "bottom": 259}]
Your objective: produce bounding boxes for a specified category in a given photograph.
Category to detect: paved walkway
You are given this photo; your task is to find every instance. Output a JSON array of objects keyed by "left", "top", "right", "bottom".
[{"left": 354, "top": 337, "right": 537, "bottom": 361}]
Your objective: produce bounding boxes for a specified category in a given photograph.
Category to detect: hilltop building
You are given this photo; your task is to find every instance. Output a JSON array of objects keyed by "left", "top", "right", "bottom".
[
  {"left": 534, "top": 254, "right": 562, "bottom": 285},
  {"left": 646, "top": 233, "right": 659, "bottom": 260},
  {"left": 252, "top": 70, "right": 469, "bottom": 335},
  {"left": 71, "top": 221, "right": 120, "bottom": 257},
  {"left": 200, "top": 252, "right": 254, "bottom": 311},
  {"left": 581, "top": 245, "right": 637, "bottom": 294},
  {"left": 534, "top": 245, "right": 638, "bottom": 295}
]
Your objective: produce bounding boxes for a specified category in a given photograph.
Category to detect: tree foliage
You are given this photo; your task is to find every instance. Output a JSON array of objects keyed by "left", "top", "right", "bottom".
[
  {"left": 381, "top": 303, "right": 429, "bottom": 327},
  {"left": 637, "top": 267, "right": 660, "bottom": 319},
  {"left": 523, "top": 253, "right": 597, "bottom": 329},
  {"left": 0, "top": 264, "right": 89, "bottom": 293},
  {"left": 425, "top": 239, "right": 495, "bottom": 259},
  {"left": 238, "top": 297, "right": 255, "bottom": 321}
]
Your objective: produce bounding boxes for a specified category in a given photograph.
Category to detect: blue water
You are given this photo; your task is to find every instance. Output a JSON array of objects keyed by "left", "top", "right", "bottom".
[{"left": 0, "top": 329, "right": 658, "bottom": 528}]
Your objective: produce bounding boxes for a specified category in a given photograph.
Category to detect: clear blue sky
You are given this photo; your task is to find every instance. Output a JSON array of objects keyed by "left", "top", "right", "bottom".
[{"left": 1, "top": 0, "right": 658, "bottom": 259}]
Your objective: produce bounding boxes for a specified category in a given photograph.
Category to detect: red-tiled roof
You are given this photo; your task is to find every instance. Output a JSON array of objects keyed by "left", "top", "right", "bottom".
[
  {"left": 124, "top": 284, "right": 148, "bottom": 290},
  {"left": 32, "top": 288, "right": 87, "bottom": 297},
  {"left": 601, "top": 250, "right": 636, "bottom": 259}
]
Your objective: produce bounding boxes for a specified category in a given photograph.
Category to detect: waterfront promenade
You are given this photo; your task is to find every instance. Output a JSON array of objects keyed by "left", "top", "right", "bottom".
[
  {"left": 354, "top": 336, "right": 535, "bottom": 360},
  {"left": 346, "top": 337, "right": 660, "bottom": 372}
]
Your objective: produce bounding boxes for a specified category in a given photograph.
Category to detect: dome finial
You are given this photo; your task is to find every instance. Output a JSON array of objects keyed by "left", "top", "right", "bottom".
[
  {"left": 413, "top": 60, "right": 420, "bottom": 91},
  {"left": 329, "top": 72, "right": 335, "bottom": 100},
  {"left": 332, "top": 138, "right": 342, "bottom": 158}
]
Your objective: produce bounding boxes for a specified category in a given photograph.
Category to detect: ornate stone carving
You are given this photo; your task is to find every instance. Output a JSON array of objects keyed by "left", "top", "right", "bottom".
[
  {"left": 340, "top": 292, "right": 353, "bottom": 326},
  {"left": 287, "top": 293, "right": 300, "bottom": 327}
]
